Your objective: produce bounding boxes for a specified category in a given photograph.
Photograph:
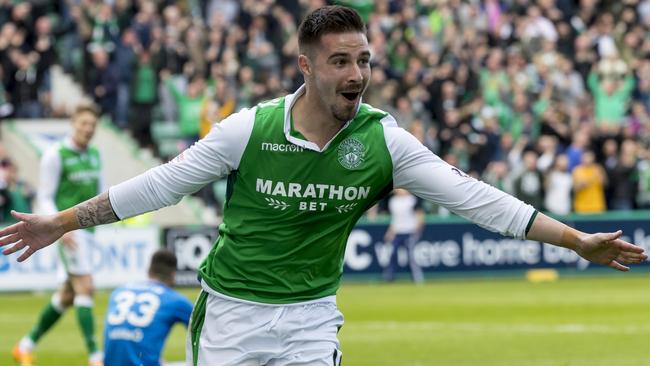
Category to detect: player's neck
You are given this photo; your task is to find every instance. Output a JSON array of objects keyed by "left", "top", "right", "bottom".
[
  {"left": 69, "top": 137, "right": 88, "bottom": 151},
  {"left": 148, "top": 276, "right": 173, "bottom": 287},
  {"left": 291, "top": 91, "right": 345, "bottom": 149}
]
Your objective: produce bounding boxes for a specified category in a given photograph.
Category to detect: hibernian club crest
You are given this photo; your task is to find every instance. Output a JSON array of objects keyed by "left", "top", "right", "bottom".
[{"left": 337, "top": 137, "right": 365, "bottom": 170}]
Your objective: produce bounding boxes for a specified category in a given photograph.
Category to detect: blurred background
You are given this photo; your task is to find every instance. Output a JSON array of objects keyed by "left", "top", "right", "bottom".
[{"left": 1, "top": 0, "right": 650, "bottom": 365}]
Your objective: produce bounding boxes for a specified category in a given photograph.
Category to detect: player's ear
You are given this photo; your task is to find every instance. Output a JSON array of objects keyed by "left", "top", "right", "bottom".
[{"left": 298, "top": 54, "right": 312, "bottom": 76}]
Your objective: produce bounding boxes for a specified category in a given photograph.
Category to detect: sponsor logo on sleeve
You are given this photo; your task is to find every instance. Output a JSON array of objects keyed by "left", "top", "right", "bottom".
[{"left": 451, "top": 167, "right": 471, "bottom": 179}]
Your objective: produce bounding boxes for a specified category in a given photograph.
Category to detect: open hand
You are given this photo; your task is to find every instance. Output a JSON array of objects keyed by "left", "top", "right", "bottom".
[
  {"left": 575, "top": 230, "right": 647, "bottom": 271},
  {"left": 0, "top": 210, "right": 66, "bottom": 262}
]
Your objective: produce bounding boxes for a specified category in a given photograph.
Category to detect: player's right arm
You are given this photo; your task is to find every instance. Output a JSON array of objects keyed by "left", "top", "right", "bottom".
[{"left": 0, "top": 108, "right": 256, "bottom": 261}]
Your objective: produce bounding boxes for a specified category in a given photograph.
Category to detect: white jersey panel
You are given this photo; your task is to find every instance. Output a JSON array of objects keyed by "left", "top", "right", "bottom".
[
  {"left": 381, "top": 116, "right": 535, "bottom": 239},
  {"left": 109, "top": 107, "right": 256, "bottom": 219}
]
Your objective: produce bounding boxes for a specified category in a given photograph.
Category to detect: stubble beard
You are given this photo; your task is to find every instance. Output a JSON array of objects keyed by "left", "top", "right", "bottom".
[{"left": 331, "top": 103, "right": 357, "bottom": 123}]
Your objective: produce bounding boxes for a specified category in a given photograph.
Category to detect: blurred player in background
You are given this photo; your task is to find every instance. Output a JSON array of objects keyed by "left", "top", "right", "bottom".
[
  {"left": 104, "top": 249, "right": 192, "bottom": 366},
  {"left": 12, "top": 105, "right": 104, "bottom": 366},
  {"left": 1, "top": 6, "right": 647, "bottom": 366},
  {"left": 383, "top": 189, "right": 425, "bottom": 283}
]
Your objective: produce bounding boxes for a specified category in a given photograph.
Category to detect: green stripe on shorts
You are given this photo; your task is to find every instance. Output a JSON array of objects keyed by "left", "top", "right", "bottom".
[{"left": 191, "top": 291, "right": 209, "bottom": 366}]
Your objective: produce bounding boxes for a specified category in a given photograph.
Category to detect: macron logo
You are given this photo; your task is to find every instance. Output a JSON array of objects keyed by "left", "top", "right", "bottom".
[{"left": 261, "top": 142, "right": 304, "bottom": 153}]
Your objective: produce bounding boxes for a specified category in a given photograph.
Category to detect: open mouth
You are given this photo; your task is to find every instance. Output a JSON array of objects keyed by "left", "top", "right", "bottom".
[{"left": 341, "top": 92, "right": 360, "bottom": 102}]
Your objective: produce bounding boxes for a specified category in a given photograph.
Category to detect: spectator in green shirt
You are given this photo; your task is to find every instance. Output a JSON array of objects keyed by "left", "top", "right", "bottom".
[
  {"left": 130, "top": 50, "right": 159, "bottom": 151},
  {"left": 480, "top": 49, "right": 510, "bottom": 108},
  {"left": 588, "top": 59, "right": 635, "bottom": 130},
  {"left": 162, "top": 71, "right": 208, "bottom": 146}
]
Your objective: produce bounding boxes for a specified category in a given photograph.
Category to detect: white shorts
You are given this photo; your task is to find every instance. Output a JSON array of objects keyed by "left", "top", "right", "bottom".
[
  {"left": 187, "top": 289, "right": 344, "bottom": 366},
  {"left": 57, "top": 229, "right": 95, "bottom": 276}
]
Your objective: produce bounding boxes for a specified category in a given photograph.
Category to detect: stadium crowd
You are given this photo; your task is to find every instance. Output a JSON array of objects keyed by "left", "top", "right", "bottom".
[{"left": 1, "top": 0, "right": 650, "bottom": 215}]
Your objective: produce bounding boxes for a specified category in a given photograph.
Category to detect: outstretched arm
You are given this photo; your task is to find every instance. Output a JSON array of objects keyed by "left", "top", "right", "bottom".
[
  {"left": 0, "top": 192, "right": 118, "bottom": 261},
  {"left": 1, "top": 107, "right": 256, "bottom": 262},
  {"left": 382, "top": 116, "right": 647, "bottom": 271},
  {"left": 527, "top": 213, "right": 646, "bottom": 271}
]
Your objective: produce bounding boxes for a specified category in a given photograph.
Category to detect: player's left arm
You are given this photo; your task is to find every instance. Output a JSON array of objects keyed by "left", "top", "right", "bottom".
[
  {"left": 526, "top": 213, "right": 645, "bottom": 271},
  {"left": 384, "top": 119, "right": 534, "bottom": 238},
  {"left": 381, "top": 116, "right": 646, "bottom": 271}
]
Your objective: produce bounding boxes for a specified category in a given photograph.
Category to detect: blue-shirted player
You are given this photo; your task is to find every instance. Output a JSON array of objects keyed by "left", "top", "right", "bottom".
[{"left": 103, "top": 249, "right": 193, "bottom": 366}]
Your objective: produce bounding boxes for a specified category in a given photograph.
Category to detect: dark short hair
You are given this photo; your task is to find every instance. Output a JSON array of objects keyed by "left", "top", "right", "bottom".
[
  {"left": 148, "top": 249, "right": 178, "bottom": 282},
  {"left": 298, "top": 5, "right": 366, "bottom": 54}
]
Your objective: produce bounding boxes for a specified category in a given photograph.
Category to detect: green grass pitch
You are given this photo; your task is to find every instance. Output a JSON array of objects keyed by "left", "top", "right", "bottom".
[{"left": 1, "top": 276, "right": 649, "bottom": 365}]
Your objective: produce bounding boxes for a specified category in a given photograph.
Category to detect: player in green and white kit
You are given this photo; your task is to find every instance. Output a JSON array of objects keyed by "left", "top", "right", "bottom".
[
  {"left": 12, "top": 105, "right": 104, "bottom": 366},
  {"left": 1, "top": 6, "right": 647, "bottom": 366}
]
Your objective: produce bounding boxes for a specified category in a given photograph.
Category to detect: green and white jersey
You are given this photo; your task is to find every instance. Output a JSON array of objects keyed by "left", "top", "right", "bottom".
[
  {"left": 38, "top": 139, "right": 104, "bottom": 217},
  {"left": 110, "top": 85, "right": 535, "bottom": 304}
]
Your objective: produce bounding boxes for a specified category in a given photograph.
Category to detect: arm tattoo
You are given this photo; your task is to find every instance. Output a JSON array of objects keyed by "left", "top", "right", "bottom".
[{"left": 75, "top": 191, "right": 119, "bottom": 228}]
